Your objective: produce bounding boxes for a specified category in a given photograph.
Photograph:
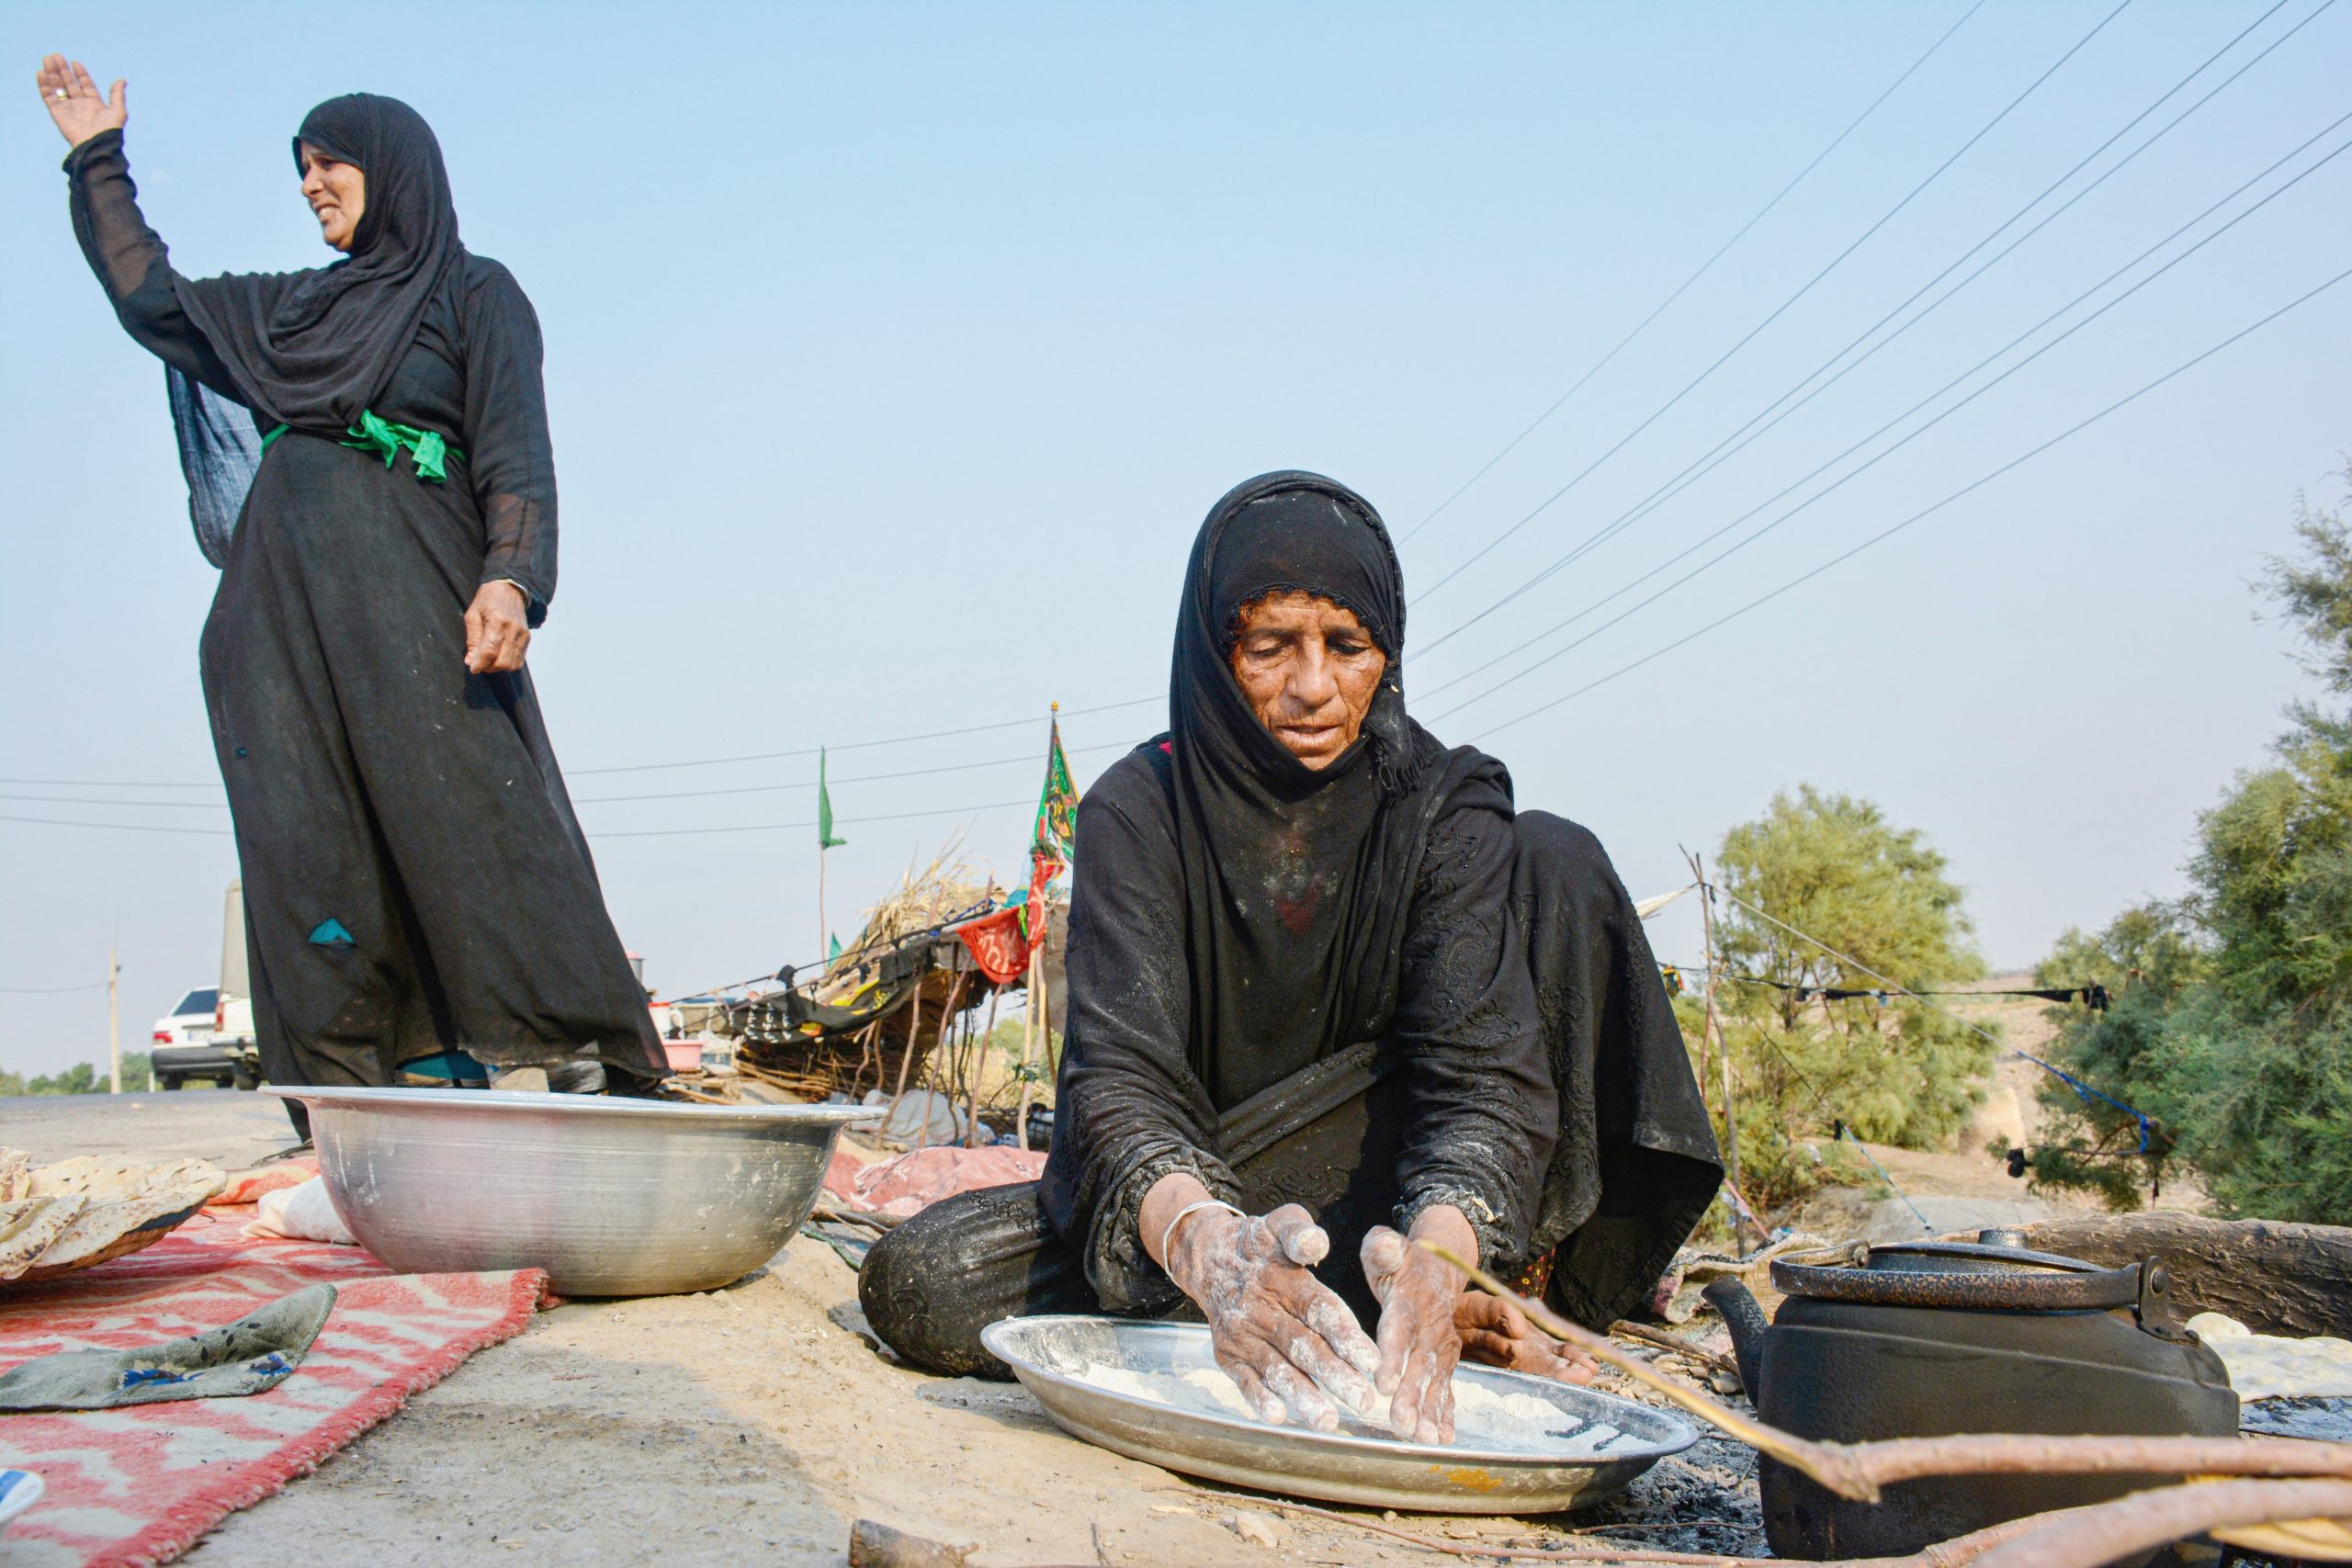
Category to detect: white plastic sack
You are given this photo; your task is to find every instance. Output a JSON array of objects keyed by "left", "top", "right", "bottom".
[
  {"left": 859, "top": 1088, "right": 968, "bottom": 1148},
  {"left": 2187, "top": 1312, "right": 2352, "bottom": 1400},
  {"left": 243, "top": 1177, "right": 358, "bottom": 1246}
]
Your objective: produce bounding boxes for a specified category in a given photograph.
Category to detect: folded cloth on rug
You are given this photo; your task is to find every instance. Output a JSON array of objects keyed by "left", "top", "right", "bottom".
[
  {"left": 244, "top": 1178, "right": 358, "bottom": 1246},
  {"left": 0, "top": 1282, "right": 336, "bottom": 1411}
]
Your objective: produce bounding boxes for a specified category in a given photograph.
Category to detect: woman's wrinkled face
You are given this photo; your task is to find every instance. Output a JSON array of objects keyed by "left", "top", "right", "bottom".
[
  {"left": 1227, "top": 591, "right": 1388, "bottom": 770},
  {"left": 298, "top": 143, "right": 366, "bottom": 252}
]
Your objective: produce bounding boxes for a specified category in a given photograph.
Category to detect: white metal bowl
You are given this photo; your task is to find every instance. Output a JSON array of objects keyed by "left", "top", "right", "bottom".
[{"left": 267, "top": 1086, "right": 873, "bottom": 1296}]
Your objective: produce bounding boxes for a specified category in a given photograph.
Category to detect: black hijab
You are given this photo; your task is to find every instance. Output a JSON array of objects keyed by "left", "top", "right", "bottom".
[
  {"left": 177, "top": 94, "right": 464, "bottom": 430},
  {"left": 1169, "top": 471, "right": 1510, "bottom": 1104}
]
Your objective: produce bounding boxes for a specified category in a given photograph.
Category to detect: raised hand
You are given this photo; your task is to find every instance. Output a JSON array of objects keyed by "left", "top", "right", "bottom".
[{"left": 34, "top": 55, "right": 125, "bottom": 149}]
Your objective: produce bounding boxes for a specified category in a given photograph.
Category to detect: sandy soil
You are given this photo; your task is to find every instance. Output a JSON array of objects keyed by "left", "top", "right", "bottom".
[
  {"left": 10, "top": 1091, "right": 1765, "bottom": 1568},
  {"left": 10, "top": 1010, "right": 2143, "bottom": 1568}
]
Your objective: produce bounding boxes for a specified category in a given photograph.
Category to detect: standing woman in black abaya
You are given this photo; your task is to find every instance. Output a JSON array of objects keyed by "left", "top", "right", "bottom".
[{"left": 38, "top": 57, "right": 666, "bottom": 1111}]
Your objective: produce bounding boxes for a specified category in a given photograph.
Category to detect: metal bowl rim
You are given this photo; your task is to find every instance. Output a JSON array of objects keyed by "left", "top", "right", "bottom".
[
  {"left": 981, "top": 1314, "right": 1700, "bottom": 1466},
  {"left": 265, "top": 1084, "right": 879, "bottom": 1127}
]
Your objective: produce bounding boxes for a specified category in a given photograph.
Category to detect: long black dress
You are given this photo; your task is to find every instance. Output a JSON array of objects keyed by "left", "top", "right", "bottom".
[
  {"left": 862, "top": 473, "right": 1719, "bottom": 1375},
  {"left": 62, "top": 126, "right": 666, "bottom": 1099}
]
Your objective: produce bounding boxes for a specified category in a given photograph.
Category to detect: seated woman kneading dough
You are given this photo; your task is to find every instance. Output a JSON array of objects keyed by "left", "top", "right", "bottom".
[{"left": 863, "top": 471, "right": 1721, "bottom": 1442}]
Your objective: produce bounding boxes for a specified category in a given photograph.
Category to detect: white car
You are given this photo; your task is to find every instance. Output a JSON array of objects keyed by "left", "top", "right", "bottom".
[
  {"left": 152, "top": 985, "right": 256, "bottom": 1090},
  {"left": 151, "top": 987, "right": 217, "bottom": 1049}
]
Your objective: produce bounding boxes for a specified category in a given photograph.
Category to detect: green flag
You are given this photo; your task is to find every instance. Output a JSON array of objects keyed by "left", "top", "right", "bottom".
[
  {"left": 1031, "top": 716, "right": 1077, "bottom": 863},
  {"left": 817, "top": 749, "right": 846, "bottom": 849}
]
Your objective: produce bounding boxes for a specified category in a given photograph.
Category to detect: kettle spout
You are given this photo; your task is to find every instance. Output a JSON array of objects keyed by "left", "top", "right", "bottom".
[{"left": 1702, "top": 1276, "right": 1771, "bottom": 1401}]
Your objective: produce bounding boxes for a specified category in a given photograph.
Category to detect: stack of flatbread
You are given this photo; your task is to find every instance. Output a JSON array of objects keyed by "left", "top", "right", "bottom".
[{"left": 0, "top": 1148, "right": 226, "bottom": 1285}]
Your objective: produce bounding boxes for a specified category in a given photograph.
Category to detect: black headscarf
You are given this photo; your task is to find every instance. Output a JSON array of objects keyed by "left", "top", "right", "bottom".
[
  {"left": 1169, "top": 471, "right": 1509, "bottom": 1104},
  {"left": 176, "top": 94, "right": 464, "bottom": 430}
]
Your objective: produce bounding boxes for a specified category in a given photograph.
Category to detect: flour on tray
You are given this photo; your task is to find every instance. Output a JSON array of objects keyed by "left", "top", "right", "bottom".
[{"left": 1069, "top": 1360, "right": 1627, "bottom": 1455}]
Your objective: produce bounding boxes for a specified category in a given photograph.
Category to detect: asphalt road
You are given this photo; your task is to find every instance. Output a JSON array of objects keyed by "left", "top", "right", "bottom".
[{"left": 1, "top": 1087, "right": 301, "bottom": 1168}]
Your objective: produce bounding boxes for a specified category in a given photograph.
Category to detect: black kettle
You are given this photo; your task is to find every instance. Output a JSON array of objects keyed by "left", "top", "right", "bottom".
[{"left": 1703, "top": 1228, "right": 2238, "bottom": 1562}]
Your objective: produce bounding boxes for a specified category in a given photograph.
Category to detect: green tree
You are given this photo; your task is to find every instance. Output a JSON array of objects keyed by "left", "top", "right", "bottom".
[
  {"left": 2034, "top": 473, "right": 2352, "bottom": 1223},
  {"left": 1698, "top": 786, "right": 1994, "bottom": 1207},
  {"left": 16, "top": 1055, "right": 152, "bottom": 1095}
]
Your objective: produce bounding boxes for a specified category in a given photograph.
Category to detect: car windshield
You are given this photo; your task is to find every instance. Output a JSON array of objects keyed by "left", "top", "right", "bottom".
[{"left": 173, "top": 988, "right": 218, "bottom": 1017}]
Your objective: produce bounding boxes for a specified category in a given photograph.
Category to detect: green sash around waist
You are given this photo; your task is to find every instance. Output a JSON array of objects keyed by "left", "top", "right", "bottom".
[{"left": 257, "top": 411, "right": 464, "bottom": 484}]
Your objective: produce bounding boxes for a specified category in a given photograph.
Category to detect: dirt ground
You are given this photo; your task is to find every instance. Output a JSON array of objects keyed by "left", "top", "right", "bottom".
[
  {"left": 6, "top": 1089, "right": 1768, "bottom": 1568},
  {"left": 4, "top": 1010, "right": 2130, "bottom": 1568}
]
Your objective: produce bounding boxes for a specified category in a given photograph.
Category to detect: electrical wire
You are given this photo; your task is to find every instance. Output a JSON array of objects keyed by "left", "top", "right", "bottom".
[
  {"left": 1, "top": 701, "right": 1159, "bottom": 803},
  {"left": 1416, "top": 0, "right": 2332, "bottom": 663},
  {"left": 1430, "top": 120, "right": 2352, "bottom": 720},
  {"left": 0, "top": 793, "right": 227, "bottom": 810},
  {"left": 571, "top": 737, "right": 1138, "bottom": 807},
  {"left": 0, "top": 815, "right": 231, "bottom": 838},
  {"left": 1396, "top": 0, "right": 1988, "bottom": 544},
  {"left": 586, "top": 797, "right": 1035, "bottom": 840},
  {"left": 1411, "top": 0, "right": 2139, "bottom": 602},
  {"left": 0, "top": 777, "right": 219, "bottom": 790},
  {"left": 1464, "top": 258, "right": 2352, "bottom": 739},
  {"left": 566, "top": 694, "right": 1158, "bottom": 777}
]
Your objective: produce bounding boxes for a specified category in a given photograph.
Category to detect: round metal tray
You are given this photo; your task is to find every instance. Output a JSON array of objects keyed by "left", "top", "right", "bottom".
[
  {"left": 268, "top": 1086, "right": 874, "bottom": 1297},
  {"left": 982, "top": 1314, "right": 1697, "bottom": 1514}
]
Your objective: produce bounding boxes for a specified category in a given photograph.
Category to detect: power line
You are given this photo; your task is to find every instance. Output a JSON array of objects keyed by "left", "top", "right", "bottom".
[
  {"left": 571, "top": 737, "right": 1138, "bottom": 807},
  {"left": 586, "top": 797, "right": 1036, "bottom": 840},
  {"left": 0, "top": 778, "right": 219, "bottom": 790},
  {"left": 0, "top": 981, "right": 108, "bottom": 994},
  {"left": 1466, "top": 258, "right": 2352, "bottom": 739},
  {"left": 1431, "top": 119, "right": 2352, "bottom": 719},
  {"left": 1416, "top": 0, "right": 2329, "bottom": 664},
  {"left": 567, "top": 694, "right": 1158, "bottom": 777},
  {"left": 0, "top": 793, "right": 228, "bottom": 810},
  {"left": 0, "top": 796, "right": 1049, "bottom": 843},
  {"left": 1410, "top": 0, "right": 2139, "bottom": 603},
  {"left": 1396, "top": 0, "right": 1988, "bottom": 545},
  {"left": 0, "top": 695, "right": 1161, "bottom": 798},
  {"left": 0, "top": 814, "right": 231, "bottom": 838}
]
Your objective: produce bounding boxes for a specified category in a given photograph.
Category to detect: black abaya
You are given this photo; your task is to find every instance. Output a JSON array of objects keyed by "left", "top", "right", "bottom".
[
  {"left": 862, "top": 473, "right": 1719, "bottom": 1376},
  {"left": 62, "top": 126, "right": 664, "bottom": 1093}
]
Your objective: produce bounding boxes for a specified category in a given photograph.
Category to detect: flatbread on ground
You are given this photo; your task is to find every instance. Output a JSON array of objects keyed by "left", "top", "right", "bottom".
[
  {"left": 0, "top": 1194, "right": 90, "bottom": 1281},
  {"left": 0, "top": 1152, "right": 224, "bottom": 1285}
]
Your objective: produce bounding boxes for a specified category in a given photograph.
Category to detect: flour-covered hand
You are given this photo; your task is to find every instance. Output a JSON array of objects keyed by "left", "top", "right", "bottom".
[
  {"left": 1363, "top": 1214, "right": 1472, "bottom": 1443},
  {"left": 1164, "top": 1202, "right": 1382, "bottom": 1431}
]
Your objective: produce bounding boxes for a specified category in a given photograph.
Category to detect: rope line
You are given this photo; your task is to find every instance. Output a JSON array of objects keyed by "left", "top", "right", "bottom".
[{"left": 1707, "top": 885, "right": 2155, "bottom": 1152}]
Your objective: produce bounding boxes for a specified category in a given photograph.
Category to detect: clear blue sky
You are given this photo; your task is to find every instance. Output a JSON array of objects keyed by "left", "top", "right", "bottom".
[{"left": 4, "top": 2, "right": 2346, "bottom": 1076}]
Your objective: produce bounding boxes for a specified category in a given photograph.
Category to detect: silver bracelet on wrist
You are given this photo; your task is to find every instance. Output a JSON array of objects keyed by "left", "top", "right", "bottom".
[{"left": 1158, "top": 1198, "right": 1243, "bottom": 1272}]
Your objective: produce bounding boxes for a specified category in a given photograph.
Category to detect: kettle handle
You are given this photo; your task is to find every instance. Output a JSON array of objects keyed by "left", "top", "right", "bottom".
[
  {"left": 1701, "top": 1276, "right": 1772, "bottom": 1400},
  {"left": 2135, "top": 1258, "right": 2197, "bottom": 1342}
]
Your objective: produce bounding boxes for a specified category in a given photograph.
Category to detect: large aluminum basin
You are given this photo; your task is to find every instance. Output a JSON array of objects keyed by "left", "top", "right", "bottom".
[{"left": 266, "top": 1086, "right": 873, "bottom": 1296}]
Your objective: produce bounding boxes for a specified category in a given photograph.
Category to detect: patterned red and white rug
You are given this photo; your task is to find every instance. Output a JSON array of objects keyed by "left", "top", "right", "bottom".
[{"left": 0, "top": 1219, "right": 546, "bottom": 1568}]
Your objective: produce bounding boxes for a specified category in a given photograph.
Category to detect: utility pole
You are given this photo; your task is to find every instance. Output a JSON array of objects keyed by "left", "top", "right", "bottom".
[
  {"left": 1685, "top": 851, "right": 1745, "bottom": 1233},
  {"left": 107, "top": 948, "right": 121, "bottom": 1095}
]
